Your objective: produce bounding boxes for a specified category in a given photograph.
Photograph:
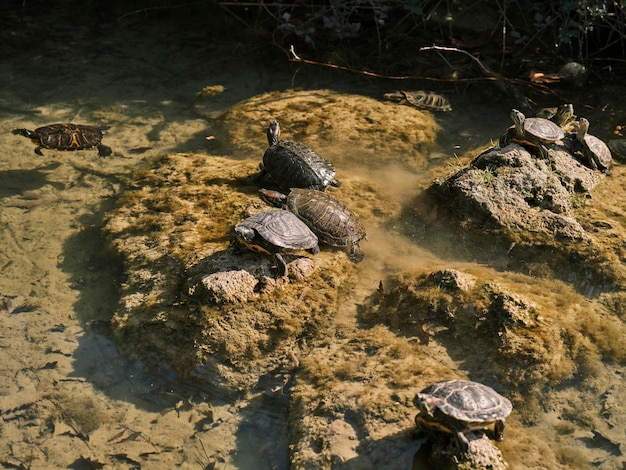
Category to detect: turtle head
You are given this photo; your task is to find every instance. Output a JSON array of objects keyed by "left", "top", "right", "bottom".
[
  {"left": 259, "top": 188, "right": 288, "bottom": 207},
  {"left": 576, "top": 117, "right": 590, "bottom": 142},
  {"left": 554, "top": 103, "right": 575, "bottom": 127},
  {"left": 413, "top": 393, "right": 437, "bottom": 417},
  {"left": 233, "top": 224, "right": 256, "bottom": 245},
  {"left": 511, "top": 109, "right": 526, "bottom": 137},
  {"left": 267, "top": 120, "right": 281, "bottom": 147}
]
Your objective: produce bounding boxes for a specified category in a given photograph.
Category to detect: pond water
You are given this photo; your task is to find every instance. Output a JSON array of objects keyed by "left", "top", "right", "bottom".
[{"left": 0, "top": 4, "right": 624, "bottom": 470}]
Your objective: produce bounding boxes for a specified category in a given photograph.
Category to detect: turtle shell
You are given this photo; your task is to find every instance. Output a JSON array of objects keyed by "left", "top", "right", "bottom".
[
  {"left": 234, "top": 210, "right": 319, "bottom": 255},
  {"left": 262, "top": 121, "right": 340, "bottom": 190},
  {"left": 284, "top": 189, "right": 366, "bottom": 248},
  {"left": 12, "top": 123, "right": 112, "bottom": 157},
  {"left": 384, "top": 90, "right": 452, "bottom": 112},
  {"left": 513, "top": 109, "right": 564, "bottom": 144},
  {"left": 414, "top": 379, "right": 512, "bottom": 433},
  {"left": 577, "top": 118, "right": 612, "bottom": 173}
]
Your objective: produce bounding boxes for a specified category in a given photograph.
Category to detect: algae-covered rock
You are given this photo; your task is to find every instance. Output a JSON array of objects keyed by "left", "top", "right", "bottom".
[
  {"left": 102, "top": 89, "right": 440, "bottom": 391},
  {"left": 418, "top": 139, "right": 626, "bottom": 291},
  {"left": 103, "top": 153, "right": 364, "bottom": 388},
  {"left": 213, "top": 89, "right": 440, "bottom": 171},
  {"left": 430, "top": 144, "right": 595, "bottom": 240}
]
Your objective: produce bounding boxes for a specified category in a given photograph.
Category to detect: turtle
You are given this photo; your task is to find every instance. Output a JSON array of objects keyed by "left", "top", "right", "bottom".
[
  {"left": 413, "top": 379, "right": 513, "bottom": 453},
  {"left": 535, "top": 103, "right": 577, "bottom": 133},
  {"left": 233, "top": 209, "right": 320, "bottom": 277},
  {"left": 499, "top": 108, "right": 565, "bottom": 158},
  {"left": 383, "top": 90, "right": 452, "bottom": 112},
  {"left": 12, "top": 123, "right": 112, "bottom": 157},
  {"left": 259, "top": 188, "right": 367, "bottom": 262},
  {"left": 250, "top": 120, "right": 340, "bottom": 191},
  {"left": 569, "top": 117, "right": 613, "bottom": 174}
]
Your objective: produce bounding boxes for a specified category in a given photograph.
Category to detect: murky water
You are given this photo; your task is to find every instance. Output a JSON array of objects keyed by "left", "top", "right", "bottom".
[{"left": 1, "top": 4, "right": 624, "bottom": 470}]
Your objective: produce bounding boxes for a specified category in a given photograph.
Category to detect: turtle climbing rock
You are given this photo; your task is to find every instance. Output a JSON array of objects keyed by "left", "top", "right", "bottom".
[
  {"left": 233, "top": 209, "right": 320, "bottom": 277},
  {"left": 414, "top": 379, "right": 513, "bottom": 452},
  {"left": 12, "top": 123, "right": 112, "bottom": 157},
  {"left": 259, "top": 188, "right": 366, "bottom": 262},
  {"left": 250, "top": 120, "right": 340, "bottom": 190},
  {"left": 571, "top": 117, "right": 613, "bottom": 174}
]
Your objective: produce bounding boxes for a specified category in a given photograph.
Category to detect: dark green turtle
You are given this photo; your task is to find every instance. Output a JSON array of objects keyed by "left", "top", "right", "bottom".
[
  {"left": 383, "top": 90, "right": 452, "bottom": 112},
  {"left": 500, "top": 109, "right": 565, "bottom": 158},
  {"left": 251, "top": 120, "right": 340, "bottom": 191},
  {"left": 12, "top": 123, "right": 112, "bottom": 157},
  {"left": 571, "top": 118, "right": 613, "bottom": 174},
  {"left": 414, "top": 379, "right": 512, "bottom": 453},
  {"left": 233, "top": 209, "right": 319, "bottom": 277},
  {"left": 259, "top": 188, "right": 366, "bottom": 262}
]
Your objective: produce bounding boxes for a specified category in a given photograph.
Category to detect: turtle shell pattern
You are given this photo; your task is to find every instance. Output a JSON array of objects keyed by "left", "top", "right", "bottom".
[
  {"left": 384, "top": 90, "right": 452, "bottom": 112},
  {"left": 234, "top": 210, "right": 319, "bottom": 255},
  {"left": 12, "top": 123, "right": 112, "bottom": 157},
  {"left": 415, "top": 379, "right": 512, "bottom": 432},
  {"left": 263, "top": 121, "right": 339, "bottom": 190},
  {"left": 513, "top": 109, "right": 565, "bottom": 145},
  {"left": 285, "top": 189, "right": 366, "bottom": 247}
]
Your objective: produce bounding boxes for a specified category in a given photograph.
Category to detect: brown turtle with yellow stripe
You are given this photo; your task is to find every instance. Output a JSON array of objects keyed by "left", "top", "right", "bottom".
[{"left": 12, "top": 123, "right": 112, "bottom": 157}]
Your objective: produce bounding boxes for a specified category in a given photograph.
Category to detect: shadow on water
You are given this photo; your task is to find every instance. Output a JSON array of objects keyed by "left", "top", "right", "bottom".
[{"left": 0, "top": 164, "right": 64, "bottom": 198}]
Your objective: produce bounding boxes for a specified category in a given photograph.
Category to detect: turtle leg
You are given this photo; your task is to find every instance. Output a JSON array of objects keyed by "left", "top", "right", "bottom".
[
  {"left": 273, "top": 252, "right": 288, "bottom": 277},
  {"left": 97, "top": 144, "right": 112, "bottom": 157},
  {"left": 246, "top": 166, "right": 270, "bottom": 185},
  {"left": 34, "top": 147, "right": 44, "bottom": 156},
  {"left": 537, "top": 143, "right": 550, "bottom": 160},
  {"left": 349, "top": 244, "right": 365, "bottom": 263},
  {"left": 586, "top": 153, "right": 599, "bottom": 171},
  {"left": 494, "top": 419, "right": 506, "bottom": 441},
  {"left": 454, "top": 430, "right": 470, "bottom": 453}
]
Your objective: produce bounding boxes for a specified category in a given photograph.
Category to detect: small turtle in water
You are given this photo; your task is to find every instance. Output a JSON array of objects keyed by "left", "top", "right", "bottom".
[
  {"left": 568, "top": 117, "right": 613, "bottom": 174},
  {"left": 414, "top": 379, "right": 513, "bottom": 453},
  {"left": 499, "top": 108, "right": 565, "bottom": 158},
  {"left": 250, "top": 120, "right": 340, "bottom": 191},
  {"left": 383, "top": 90, "right": 452, "bottom": 112},
  {"left": 259, "top": 188, "right": 367, "bottom": 262},
  {"left": 233, "top": 209, "right": 319, "bottom": 277},
  {"left": 12, "top": 123, "right": 112, "bottom": 157}
]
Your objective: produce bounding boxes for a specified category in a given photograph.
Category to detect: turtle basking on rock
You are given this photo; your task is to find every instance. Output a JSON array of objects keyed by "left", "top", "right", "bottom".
[
  {"left": 233, "top": 209, "right": 319, "bottom": 277},
  {"left": 249, "top": 120, "right": 340, "bottom": 191},
  {"left": 414, "top": 379, "right": 512, "bottom": 453},
  {"left": 499, "top": 109, "right": 565, "bottom": 159},
  {"left": 12, "top": 123, "right": 112, "bottom": 157},
  {"left": 569, "top": 117, "right": 613, "bottom": 174},
  {"left": 259, "top": 188, "right": 366, "bottom": 262}
]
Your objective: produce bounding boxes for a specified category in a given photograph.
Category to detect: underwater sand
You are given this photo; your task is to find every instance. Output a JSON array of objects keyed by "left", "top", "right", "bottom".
[{"left": 1, "top": 4, "right": 625, "bottom": 469}]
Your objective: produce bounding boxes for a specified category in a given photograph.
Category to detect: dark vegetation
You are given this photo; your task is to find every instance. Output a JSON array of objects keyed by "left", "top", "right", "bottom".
[
  {"left": 215, "top": 0, "right": 626, "bottom": 83},
  {"left": 2, "top": 0, "right": 625, "bottom": 107}
]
